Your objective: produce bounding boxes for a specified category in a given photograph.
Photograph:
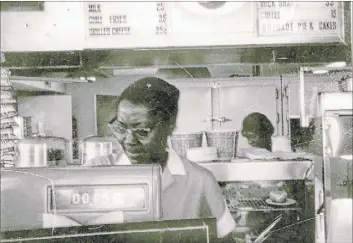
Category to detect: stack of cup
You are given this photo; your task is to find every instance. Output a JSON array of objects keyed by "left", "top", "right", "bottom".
[{"left": 271, "top": 135, "right": 292, "bottom": 152}]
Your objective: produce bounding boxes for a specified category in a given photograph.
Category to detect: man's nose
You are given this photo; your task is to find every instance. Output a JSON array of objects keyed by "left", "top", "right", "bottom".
[{"left": 124, "top": 130, "right": 136, "bottom": 145}]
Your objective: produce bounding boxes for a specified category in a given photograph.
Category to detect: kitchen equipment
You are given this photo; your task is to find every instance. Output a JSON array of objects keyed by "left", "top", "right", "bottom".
[
  {"left": 1, "top": 164, "right": 162, "bottom": 231},
  {"left": 79, "top": 136, "right": 122, "bottom": 164},
  {"left": 265, "top": 198, "right": 296, "bottom": 206},
  {"left": 253, "top": 214, "right": 283, "bottom": 243},
  {"left": 44, "top": 136, "right": 73, "bottom": 166},
  {"left": 1, "top": 218, "right": 218, "bottom": 243},
  {"left": 327, "top": 199, "right": 352, "bottom": 243},
  {"left": 316, "top": 92, "right": 352, "bottom": 243},
  {"left": 185, "top": 147, "right": 217, "bottom": 162},
  {"left": 16, "top": 138, "right": 47, "bottom": 167},
  {"left": 16, "top": 136, "right": 73, "bottom": 167},
  {"left": 200, "top": 160, "right": 315, "bottom": 242},
  {"left": 205, "top": 130, "right": 238, "bottom": 161},
  {"left": 170, "top": 132, "right": 203, "bottom": 158}
]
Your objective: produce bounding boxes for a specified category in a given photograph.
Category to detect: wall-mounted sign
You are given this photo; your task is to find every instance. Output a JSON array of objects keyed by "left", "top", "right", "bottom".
[
  {"left": 84, "top": 1, "right": 345, "bottom": 49},
  {"left": 0, "top": 2, "right": 345, "bottom": 52},
  {"left": 258, "top": 2, "right": 343, "bottom": 37}
]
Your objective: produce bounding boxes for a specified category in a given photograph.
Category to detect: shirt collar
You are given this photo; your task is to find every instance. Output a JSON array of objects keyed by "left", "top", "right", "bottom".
[{"left": 116, "top": 148, "right": 186, "bottom": 176}]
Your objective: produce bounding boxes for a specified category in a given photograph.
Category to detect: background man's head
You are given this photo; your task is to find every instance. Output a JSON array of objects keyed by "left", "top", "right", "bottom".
[
  {"left": 241, "top": 112, "right": 274, "bottom": 150},
  {"left": 114, "top": 77, "right": 179, "bottom": 166}
]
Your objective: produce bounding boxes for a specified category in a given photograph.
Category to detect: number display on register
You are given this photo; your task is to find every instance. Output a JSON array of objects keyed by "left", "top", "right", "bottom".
[{"left": 48, "top": 185, "right": 147, "bottom": 213}]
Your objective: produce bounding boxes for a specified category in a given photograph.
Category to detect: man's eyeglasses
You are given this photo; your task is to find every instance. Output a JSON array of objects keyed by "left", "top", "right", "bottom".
[{"left": 107, "top": 117, "right": 152, "bottom": 138}]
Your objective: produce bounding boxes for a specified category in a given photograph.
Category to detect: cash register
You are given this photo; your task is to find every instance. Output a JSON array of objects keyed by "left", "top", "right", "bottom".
[
  {"left": 1, "top": 165, "right": 162, "bottom": 231},
  {"left": 1, "top": 165, "right": 218, "bottom": 243}
]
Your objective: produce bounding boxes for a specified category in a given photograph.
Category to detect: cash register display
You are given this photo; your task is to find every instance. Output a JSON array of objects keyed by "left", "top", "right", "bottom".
[{"left": 48, "top": 184, "right": 148, "bottom": 213}]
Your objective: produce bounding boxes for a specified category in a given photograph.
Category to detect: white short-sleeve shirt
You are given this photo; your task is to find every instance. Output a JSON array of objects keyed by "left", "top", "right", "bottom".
[{"left": 114, "top": 149, "right": 236, "bottom": 238}]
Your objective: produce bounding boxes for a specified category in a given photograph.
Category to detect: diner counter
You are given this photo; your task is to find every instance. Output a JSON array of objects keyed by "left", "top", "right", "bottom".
[{"left": 198, "top": 159, "right": 315, "bottom": 182}]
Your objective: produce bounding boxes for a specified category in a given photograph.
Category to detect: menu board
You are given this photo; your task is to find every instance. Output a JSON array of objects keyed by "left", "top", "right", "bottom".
[
  {"left": 84, "top": 1, "right": 345, "bottom": 49},
  {"left": 85, "top": 2, "right": 169, "bottom": 49},
  {"left": 258, "top": 1, "right": 343, "bottom": 36}
]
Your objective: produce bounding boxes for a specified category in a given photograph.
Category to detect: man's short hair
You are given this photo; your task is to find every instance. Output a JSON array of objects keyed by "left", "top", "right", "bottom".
[{"left": 117, "top": 77, "right": 180, "bottom": 125}]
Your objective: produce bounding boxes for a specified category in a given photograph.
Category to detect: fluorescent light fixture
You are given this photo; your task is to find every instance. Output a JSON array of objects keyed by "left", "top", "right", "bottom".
[
  {"left": 340, "top": 155, "right": 352, "bottom": 160},
  {"left": 326, "top": 61, "right": 346, "bottom": 68},
  {"left": 312, "top": 69, "right": 329, "bottom": 74}
]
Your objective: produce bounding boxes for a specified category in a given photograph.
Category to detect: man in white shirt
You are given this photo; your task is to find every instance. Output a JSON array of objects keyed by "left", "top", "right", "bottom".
[{"left": 87, "top": 77, "right": 236, "bottom": 239}]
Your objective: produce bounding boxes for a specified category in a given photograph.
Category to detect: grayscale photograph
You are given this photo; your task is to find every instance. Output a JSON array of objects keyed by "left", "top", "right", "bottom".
[{"left": 0, "top": 1, "right": 352, "bottom": 242}]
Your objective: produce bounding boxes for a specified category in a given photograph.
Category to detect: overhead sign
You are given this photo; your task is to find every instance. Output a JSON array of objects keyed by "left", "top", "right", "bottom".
[
  {"left": 84, "top": 1, "right": 345, "bottom": 49},
  {"left": 258, "top": 2, "right": 342, "bottom": 37}
]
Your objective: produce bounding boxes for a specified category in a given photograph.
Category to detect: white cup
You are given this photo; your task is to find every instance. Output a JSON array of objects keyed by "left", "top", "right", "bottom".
[{"left": 271, "top": 135, "right": 291, "bottom": 152}]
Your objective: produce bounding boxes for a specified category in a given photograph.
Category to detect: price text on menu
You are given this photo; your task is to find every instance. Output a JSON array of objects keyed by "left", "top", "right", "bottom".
[
  {"left": 87, "top": 3, "right": 131, "bottom": 36},
  {"left": 258, "top": 1, "right": 341, "bottom": 35},
  {"left": 86, "top": 2, "right": 168, "bottom": 37}
]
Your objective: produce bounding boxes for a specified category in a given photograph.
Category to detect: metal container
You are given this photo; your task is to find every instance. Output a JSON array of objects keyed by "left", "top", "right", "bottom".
[
  {"left": 16, "top": 138, "right": 47, "bottom": 167},
  {"left": 16, "top": 136, "right": 73, "bottom": 167},
  {"left": 79, "top": 136, "right": 122, "bottom": 165}
]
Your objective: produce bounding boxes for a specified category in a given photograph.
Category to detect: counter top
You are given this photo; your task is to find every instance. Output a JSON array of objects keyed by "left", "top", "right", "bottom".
[
  {"left": 1, "top": 218, "right": 218, "bottom": 243},
  {"left": 198, "top": 159, "right": 314, "bottom": 181}
]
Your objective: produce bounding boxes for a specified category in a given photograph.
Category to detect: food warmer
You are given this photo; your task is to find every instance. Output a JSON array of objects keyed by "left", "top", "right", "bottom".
[{"left": 200, "top": 159, "right": 316, "bottom": 243}]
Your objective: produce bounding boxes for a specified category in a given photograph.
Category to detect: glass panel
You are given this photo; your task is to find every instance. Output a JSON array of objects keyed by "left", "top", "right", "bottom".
[{"left": 325, "top": 115, "right": 352, "bottom": 158}]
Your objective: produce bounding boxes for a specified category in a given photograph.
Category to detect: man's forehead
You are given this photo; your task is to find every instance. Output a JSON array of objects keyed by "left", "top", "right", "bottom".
[{"left": 117, "top": 100, "right": 151, "bottom": 123}]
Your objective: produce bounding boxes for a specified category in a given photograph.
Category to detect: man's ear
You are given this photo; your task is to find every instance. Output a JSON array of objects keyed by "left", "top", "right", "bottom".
[
  {"left": 241, "top": 129, "right": 245, "bottom": 137},
  {"left": 168, "top": 123, "right": 176, "bottom": 135}
]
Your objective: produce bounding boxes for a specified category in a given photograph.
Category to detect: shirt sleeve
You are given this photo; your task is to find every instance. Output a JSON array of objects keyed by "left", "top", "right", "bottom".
[{"left": 201, "top": 169, "right": 236, "bottom": 238}]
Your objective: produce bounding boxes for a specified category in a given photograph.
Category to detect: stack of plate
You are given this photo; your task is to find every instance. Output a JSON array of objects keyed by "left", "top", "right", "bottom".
[
  {"left": 1, "top": 56, "right": 19, "bottom": 168},
  {"left": 186, "top": 147, "right": 217, "bottom": 162}
]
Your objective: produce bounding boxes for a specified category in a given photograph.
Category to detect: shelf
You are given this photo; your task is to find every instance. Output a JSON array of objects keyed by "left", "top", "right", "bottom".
[
  {"left": 199, "top": 160, "right": 314, "bottom": 181},
  {"left": 230, "top": 199, "right": 302, "bottom": 212}
]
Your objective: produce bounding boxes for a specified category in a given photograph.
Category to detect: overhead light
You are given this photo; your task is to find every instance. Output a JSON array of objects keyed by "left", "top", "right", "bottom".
[
  {"left": 340, "top": 155, "right": 352, "bottom": 160},
  {"left": 312, "top": 69, "right": 329, "bottom": 74},
  {"left": 326, "top": 61, "right": 346, "bottom": 68}
]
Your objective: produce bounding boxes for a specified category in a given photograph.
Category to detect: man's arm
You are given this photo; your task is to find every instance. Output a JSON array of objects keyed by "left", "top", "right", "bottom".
[{"left": 201, "top": 169, "right": 236, "bottom": 238}]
